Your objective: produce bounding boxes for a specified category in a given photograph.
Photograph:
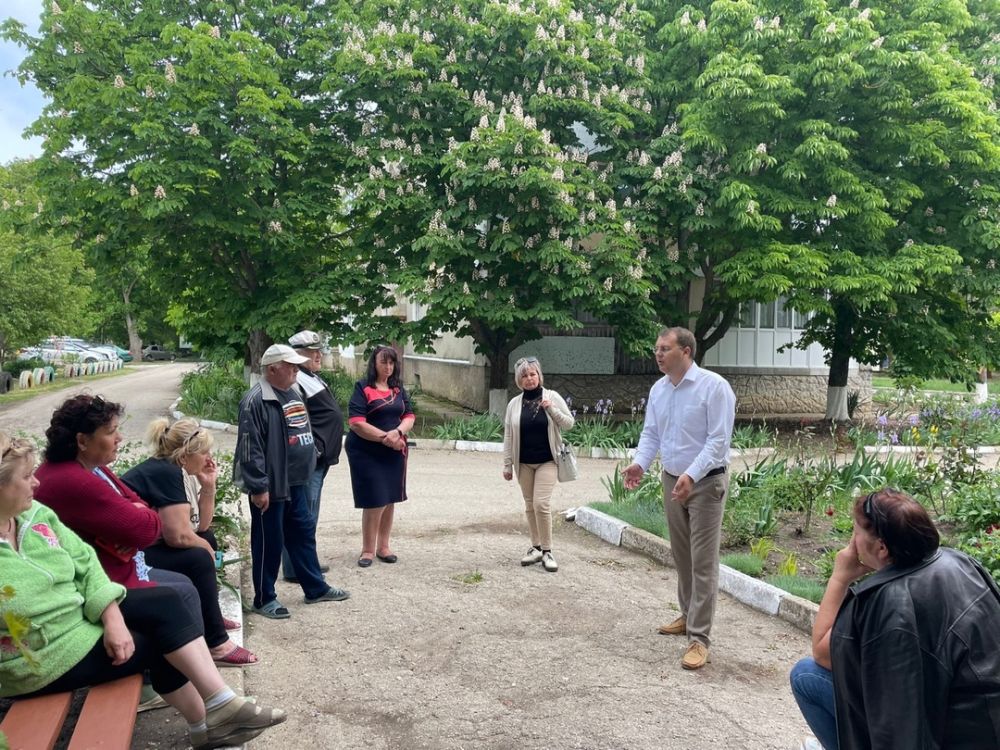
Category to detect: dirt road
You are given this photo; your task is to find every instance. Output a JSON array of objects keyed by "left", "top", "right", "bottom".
[{"left": 0, "top": 362, "right": 198, "bottom": 440}]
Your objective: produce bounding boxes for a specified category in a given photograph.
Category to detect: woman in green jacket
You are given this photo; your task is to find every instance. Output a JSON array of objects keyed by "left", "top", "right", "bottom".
[{"left": 0, "top": 432, "right": 286, "bottom": 749}]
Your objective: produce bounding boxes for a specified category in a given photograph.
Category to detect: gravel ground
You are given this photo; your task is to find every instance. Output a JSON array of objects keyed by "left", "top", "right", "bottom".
[{"left": 242, "top": 449, "right": 812, "bottom": 750}]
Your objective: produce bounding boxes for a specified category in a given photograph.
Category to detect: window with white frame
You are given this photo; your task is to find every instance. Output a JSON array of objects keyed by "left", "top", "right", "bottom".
[{"left": 737, "top": 296, "right": 811, "bottom": 330}]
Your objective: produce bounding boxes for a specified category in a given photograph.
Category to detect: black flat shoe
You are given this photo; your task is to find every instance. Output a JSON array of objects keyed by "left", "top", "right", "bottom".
[
  {"left": 376, "top": 553, "right": 398, "bottom": 564},
  {"left": 357, "top": 557, "right": 373, "bottom": 568}
]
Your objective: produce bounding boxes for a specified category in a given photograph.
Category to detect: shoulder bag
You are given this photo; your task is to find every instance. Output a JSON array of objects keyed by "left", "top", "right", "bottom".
[{"left": 556, "top": 441, "right": 578, "bottom": 482}]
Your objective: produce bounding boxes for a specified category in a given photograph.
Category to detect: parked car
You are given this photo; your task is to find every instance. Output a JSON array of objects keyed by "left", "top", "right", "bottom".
[
  {"left": 142, "top": 344, "right": 176, "bottom": 361},
  {"left": 19, "top": 341, "right": 108, "bottom": 364},
  {"left": 110, "top": 345, "right": 134, "bottom": 362}
]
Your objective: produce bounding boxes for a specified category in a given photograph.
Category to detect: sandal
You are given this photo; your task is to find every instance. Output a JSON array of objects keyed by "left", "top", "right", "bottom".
[
  {"left": 213, "top": 644, "right": 259, "bottom": 668},
  {"left": 222, "top": 617, "right": 241, "bottom": 631},
  {"left": 251, "top": 600, "right": 290, "bottom": 620}
]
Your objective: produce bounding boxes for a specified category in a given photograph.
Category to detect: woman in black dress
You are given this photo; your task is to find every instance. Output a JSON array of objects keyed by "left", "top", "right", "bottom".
[{"left": 345, "top": 346, "right": 415, "bottom": 567}]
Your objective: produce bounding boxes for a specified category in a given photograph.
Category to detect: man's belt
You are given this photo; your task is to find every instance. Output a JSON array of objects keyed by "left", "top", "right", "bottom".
[{"left": 664, "top": 466, "right": 727, "bottom": 480}]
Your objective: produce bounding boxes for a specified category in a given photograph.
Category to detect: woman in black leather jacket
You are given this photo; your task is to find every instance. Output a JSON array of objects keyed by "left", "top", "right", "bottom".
[{"left": 790, "top": 488, "right": 1000, "bottom": 750}]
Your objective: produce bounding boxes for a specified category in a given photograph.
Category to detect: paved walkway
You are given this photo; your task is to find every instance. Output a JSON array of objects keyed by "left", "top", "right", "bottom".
[{"left": 233, "top": 448, "right": 810, "bottom": 750}]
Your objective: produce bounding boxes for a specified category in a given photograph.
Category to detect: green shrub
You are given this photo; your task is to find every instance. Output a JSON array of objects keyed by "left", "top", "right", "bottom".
[
  {"left": 946, "top": 478, "right": 1000, "bottom": 533},
  {"left": 431, "top": 413, "right": 503, "bottom": 441},
  {"left": 956, "top": 532, "right": 1000, "bottom": 582},
  {"left": 765, "top": 574, "right": 826, "bottom": 603},
  {"left": 721, "top": 553, "right": 764, "bottom": 577},
  {"left": 3, "top": 357, "right": 44, "bottom": 377},
  {"left": 731, "top": 423, "right": 777, "bottom": 450},
  {"left": 317, "top": 368, "right": 357, "bottom": 415},
  {"left": 179, "top": 361, "right": 246, "bottom": 424}
]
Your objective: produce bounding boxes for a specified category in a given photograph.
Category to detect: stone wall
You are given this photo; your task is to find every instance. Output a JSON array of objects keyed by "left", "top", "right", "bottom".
[{"left": 718, "top": 368, "right": 873, "bottom": 418}]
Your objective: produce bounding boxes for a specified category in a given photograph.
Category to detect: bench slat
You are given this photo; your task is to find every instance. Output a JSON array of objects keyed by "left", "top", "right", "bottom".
[
  {"left": 0, "top": 692, "right": 73, "bottom": 750},
  {"left": 67, "top": 675, "right": 142, "bottom": 750}
]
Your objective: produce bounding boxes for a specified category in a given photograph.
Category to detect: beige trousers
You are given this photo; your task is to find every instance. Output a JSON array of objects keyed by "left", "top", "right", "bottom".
[
  {"left": 517, "top": 462, "right": 557, "bottom": 549},
  {"left": 662, "top": 471, "right": 729, "bottom": 647}
]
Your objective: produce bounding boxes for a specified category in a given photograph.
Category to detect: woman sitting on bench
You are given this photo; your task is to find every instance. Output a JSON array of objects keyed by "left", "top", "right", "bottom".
[
  {"left": 33, "top": 395, "right": 256, "bottom": 668},
  {"left": 0, "top": 432, "right": 286, "bottom": 749}
]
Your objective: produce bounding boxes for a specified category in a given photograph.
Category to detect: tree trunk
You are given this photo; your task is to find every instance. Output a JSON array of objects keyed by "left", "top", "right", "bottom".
[
  {"left": 245, "top": 329, "right": 272, "bottom": 379},
  {"left": 825, "top": 300, "right": 855, "bottom": 422},
  {"left": 121, "top": 280, "right": 142, "bottom": 359}
]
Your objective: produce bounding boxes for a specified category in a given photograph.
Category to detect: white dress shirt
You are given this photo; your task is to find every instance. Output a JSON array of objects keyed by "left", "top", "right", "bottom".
[{"left": 632, "top": 362, "right": 736, "bottom": 482}]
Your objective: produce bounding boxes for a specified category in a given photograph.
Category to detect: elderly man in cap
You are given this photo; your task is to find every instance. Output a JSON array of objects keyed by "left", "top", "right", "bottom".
[
  {"left": 281, "top": 330, "right": 345, "bottom": 583},
  {"left": 235, "top": 344, "right": 351, "bottom": 619}
]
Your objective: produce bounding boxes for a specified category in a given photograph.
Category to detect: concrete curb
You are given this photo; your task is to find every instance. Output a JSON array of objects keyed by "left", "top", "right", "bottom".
[
  {"left": 171, "top": 398, "right": 239, "bottom": 434},
  {"left": 575, "top": 507, "right": 819, "bottom": 634}
]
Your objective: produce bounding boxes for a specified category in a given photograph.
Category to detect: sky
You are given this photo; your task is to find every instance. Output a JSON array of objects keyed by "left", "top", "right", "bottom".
[{"left": 0, "top": 0, "right": 45, "bottom": 165}]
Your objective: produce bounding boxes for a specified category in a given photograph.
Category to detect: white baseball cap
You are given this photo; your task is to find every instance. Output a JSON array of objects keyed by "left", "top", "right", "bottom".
[{"left": 260, "top": 344, "right": 309, "bottom": 367}]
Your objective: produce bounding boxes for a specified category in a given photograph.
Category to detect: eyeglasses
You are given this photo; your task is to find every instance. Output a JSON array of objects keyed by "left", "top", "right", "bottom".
[
  {"left": 862, "top": 490, "right": 888, "bottom": 539},
  {"left": 514, "top": 357, "right": 539, "bottom": 368},
  {"left": 182, "top": 429, "right": 202, "bottom": 447}
]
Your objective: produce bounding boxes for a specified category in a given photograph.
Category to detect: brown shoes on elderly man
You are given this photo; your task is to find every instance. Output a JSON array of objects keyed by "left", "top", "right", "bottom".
[
  {"left": 657, "top": 616, "right": 687, "bottom": 636},
  {"left": 681, "top": 642, "right": 709, "bottom": 670}
]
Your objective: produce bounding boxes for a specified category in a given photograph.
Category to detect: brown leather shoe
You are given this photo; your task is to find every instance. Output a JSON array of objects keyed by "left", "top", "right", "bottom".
[
  {"left": 657, "top": 616, "right": 687, "bottom": 636},
  {"left": 681, "top": 642, "right": 709, "bottom": 670}
]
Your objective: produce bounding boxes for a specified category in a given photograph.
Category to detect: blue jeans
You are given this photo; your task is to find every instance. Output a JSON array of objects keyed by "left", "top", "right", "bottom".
[
  {"left": 250, "top": 483, "right": 328, "bottom": 608},
  {"left": 281, "top": 466, "right": 329, "bottom": 578},
  {"left": 790, "top": 657, "right": 838, "bottom": 750}
]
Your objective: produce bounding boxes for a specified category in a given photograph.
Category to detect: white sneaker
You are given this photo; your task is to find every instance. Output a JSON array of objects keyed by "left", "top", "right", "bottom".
[
  {"left": 542, "top": 551, "right": 558, "bottom": 572},
  {"left": 521, "top": 547, "right": 544, "bottom": 566},
  {"left": 799, "top": 737, "right": 823, "bottom": 750}
]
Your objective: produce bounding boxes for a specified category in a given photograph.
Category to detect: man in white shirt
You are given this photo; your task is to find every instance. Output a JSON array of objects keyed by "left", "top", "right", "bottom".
[{"left": 622, "top": 327, "right": 736, "bottom": 670}]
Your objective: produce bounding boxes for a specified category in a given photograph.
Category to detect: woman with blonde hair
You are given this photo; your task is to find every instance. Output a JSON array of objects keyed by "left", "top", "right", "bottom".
[
  {"left": 121, "top": 417, "right": 257, "bottom": 667},
  {"left": 2, "top": 431, "right": 286, "bottom": 748},
  {"left": 502, "top": 356, "right": 574, "bottom": 572}
]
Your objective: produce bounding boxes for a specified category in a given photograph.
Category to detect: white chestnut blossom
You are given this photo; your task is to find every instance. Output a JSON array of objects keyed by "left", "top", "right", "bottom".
[
  {"left": 129, "top": 184, "right": 139, "bottom": 197},
  {"left": 165, "top": 62, "right": 177, "bottom": 84},
  {"left": 187, "top": 123, "right": 200, "bottom": 136},
  {"left": 872, "top": 36, "right": 885, "bottom": 48},
  {"left": 113, "top": 75, "right": 125, "bottom": 89},
  {"left": 826, "top": 194, "right": 837, "bottom": 207},
  {"left": 73, "top": 41, "right": 84, "bottom": 53},
  {"left": 51, "top": 1, "right": 63, "bottom": 14},
  {"left": 825, "top": 22, "right": 836, "bottom": 34},
  {"left": 154, "top": 185, "right": 166, "bottom": 200},
  {"left": 268, "top": 221, "right": 282, "bottom": 233}
]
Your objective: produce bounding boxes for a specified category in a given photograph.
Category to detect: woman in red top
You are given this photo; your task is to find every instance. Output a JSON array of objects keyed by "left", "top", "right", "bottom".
[
  {"left": 34, "top": 395, "right": 254, "bottom": 668},
  {"left": 345, "top": 346, "right": 415, "bottom": 567}
]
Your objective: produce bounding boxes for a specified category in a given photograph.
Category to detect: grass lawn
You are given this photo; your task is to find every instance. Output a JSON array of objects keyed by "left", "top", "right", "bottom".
[
  {"left": 871, "top": 375, "right": 1000, "bottom": 394},
  {"left": 0, "top": 367, "right": 132, "bottom": 405}
]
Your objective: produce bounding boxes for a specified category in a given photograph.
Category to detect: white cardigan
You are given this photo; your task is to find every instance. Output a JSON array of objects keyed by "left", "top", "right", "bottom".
[{"left": 502, "top": 388, "right": 575, "bottom": 476}]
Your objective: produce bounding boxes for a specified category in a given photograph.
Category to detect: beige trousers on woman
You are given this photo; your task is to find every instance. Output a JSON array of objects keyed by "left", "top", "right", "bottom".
[{"left": 517, "top": 461, "right": 558, "bottom": 549}]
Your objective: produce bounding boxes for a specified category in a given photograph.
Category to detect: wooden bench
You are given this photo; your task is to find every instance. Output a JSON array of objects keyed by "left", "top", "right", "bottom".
[{"left": 0, "top": 674, "right": 141, "bottom": 750}]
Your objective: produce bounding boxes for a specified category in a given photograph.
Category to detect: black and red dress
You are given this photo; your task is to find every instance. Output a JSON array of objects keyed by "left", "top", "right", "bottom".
[{"left": 345, "top": 381, "right": 414, "bottom": 509}]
